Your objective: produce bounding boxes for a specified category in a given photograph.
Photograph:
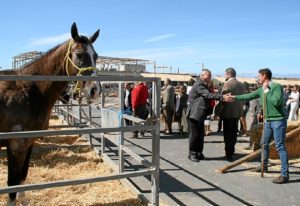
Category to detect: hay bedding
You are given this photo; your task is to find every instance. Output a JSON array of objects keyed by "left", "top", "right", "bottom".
[{"left": 0, "top": 119, "right": 145, "bottom": 206}]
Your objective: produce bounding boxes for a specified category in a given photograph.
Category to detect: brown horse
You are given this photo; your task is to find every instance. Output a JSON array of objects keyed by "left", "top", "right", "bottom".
[{"left": 0, "top": 23, "right": 100, "bottom": 206}]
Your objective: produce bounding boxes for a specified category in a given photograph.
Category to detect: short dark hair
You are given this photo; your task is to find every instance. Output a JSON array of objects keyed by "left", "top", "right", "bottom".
[
  {"left": 225, "top": 67, "right": 236, "bottom": 77},
  {"left": 258, "top": 68, "right": 272, "bottom": 80},
  {"left": 188, "top": 78, "right": 195, "bottom": 86}
]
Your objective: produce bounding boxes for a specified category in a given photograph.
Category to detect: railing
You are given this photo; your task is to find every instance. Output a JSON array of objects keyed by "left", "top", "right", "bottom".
[{"left": 0, "top": 75, "right": 161, "bottom": 206}]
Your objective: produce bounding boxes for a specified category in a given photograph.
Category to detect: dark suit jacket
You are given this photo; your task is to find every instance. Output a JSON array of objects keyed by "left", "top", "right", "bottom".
[{"left": 186, "top": 79, "right": 223, "bottom": 121}]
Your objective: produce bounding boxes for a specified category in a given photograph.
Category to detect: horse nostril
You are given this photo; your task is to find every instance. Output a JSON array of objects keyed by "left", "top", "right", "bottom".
[
  {"left": 76, "top": 53, "right": 83, "bottom": 59},
  {"left": 90, "top": 88, "right": 96, "bottom": 97}
]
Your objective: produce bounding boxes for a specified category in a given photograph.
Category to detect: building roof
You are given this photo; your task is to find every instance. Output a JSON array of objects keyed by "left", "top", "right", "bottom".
[
  {"left": 141, "top": 72, "right": 195, "bottom": 82},
  {"left": 214, "top": 76, "right": 300, "bottom": 85}
]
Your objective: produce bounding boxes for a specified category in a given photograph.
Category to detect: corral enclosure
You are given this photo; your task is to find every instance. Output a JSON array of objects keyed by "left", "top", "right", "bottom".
[
  {"left": 0, "top": 74, "right": 162, "bottom": 206},
  {"left": 0, "top": 119, "right": 145, "bottom": 206}
]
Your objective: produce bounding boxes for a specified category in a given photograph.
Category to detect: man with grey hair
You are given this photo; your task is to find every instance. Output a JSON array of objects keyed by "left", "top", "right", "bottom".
[
  {"left": 220, "top": 67, "right": 245, "bottom": 161},
  {"left": 186, "top": 69, "right": 231, "bottom": 162}
]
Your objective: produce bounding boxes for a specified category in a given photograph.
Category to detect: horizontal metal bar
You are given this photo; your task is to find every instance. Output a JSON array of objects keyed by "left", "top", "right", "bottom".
[
  {"left": 0, "top": 75, "right": 159, "bottom": 82},
  {"left": 53, "top": 104, "right": 89, "bottom": 107},
  {"left": 121, "top": 145, "right": 152, "bottom": 168},
  {"left": 122, "top": 114, "right": 146, "bottom": 124},
  {"left": 0, "top": 125, "right": 154, "bottom": 140},
  {"left": 0, "top": 169, "right": 154, "bottom": 194},
  {"left": 48, "top": 125, "right": 74, "bottom": 129}
]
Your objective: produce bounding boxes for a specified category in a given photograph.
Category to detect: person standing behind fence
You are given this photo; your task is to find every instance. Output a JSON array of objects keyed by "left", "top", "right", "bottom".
[
  {"left": 187, "top": 78, "right": 195, "bottom": 96},
  {"left": 239, "top": 82, "right": 250, "bottom": 136},
  {"left": 220, "top": 67, "right": 245, "bottom": 161},
  {"left": 287, "top": 84, "right": 299, "bottom": 121},
  {"left": 186, "top": 69, "right": 231, "bottom": 162},
  {"left": 204, "top": 81, "right": 216, "bottom": 136},
  {"left": 124, "top": 82, "right": 133, "bottom": 126},
  {"left": 131, "top": 81, "right": 149, "bottom": 138},
  {"left": 229, "top": 68, "right": 289, "bottom": 184},
  {"left": 175, "top": 85, "right": 189, "bottom": 135},
  {"left": 283, "top": 85, "right": 291, "bottom": 118},
  {"left": 161, "top": 78, "right": 175, "bottom": 134}
]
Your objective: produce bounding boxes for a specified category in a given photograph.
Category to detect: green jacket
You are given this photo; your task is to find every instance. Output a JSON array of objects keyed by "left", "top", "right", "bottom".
[{"left": 235, "top": 82, "right": 285, "bottom": 121}]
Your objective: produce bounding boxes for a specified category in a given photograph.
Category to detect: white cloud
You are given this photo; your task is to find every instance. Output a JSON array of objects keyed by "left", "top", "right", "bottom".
[
  {"left": 28, "top": 33, "right": 70, "bottom": 46},
  {"left": 145, "top": 34, "right": 176, "bottom": 43}
]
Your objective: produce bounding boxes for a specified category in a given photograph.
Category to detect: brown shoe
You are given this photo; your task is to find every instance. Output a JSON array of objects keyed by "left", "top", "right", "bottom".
[{"left": 272, "top": 175, "right": 289, "bottom": 184}]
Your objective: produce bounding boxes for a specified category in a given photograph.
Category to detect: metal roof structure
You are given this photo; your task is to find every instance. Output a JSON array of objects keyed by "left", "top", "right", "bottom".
[
  {"left": 96, "top": 56, "right": 151, "bottom": 65},
  {"left": 12, "top": 51, "right": 43, "bottom": 69}
]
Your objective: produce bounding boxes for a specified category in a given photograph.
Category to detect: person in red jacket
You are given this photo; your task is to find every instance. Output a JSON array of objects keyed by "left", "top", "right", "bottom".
[{"left": 131, "top": 82, "right": 149, "bottom": 138}]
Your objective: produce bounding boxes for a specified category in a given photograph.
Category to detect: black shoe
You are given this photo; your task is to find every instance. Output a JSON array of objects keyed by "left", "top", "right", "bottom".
[
  {"left": 198, "top": 153, "right": 205, "bottom": 160},
  {"left": 253, "top": 165, "right": 268, "bottom": 173},
  {"left": 226, "top": 155, "right": 233, "bottom": 162},
  {"left": 188, "top": 155, "right": 199, "bottom": 162},
  {"left": 188, "top": 152, "right": 199, "bottom": 162},
  {"left": 272, "top": 175, "right": 289, "bottom": 184}
]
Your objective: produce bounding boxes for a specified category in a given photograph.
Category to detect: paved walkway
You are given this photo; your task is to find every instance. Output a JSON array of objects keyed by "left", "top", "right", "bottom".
[{"left": 119, "top": 119, "right": 300, "bottom": 206}]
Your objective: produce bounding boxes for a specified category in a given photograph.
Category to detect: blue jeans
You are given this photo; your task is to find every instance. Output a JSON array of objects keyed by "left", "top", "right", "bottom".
[{"left": 261, "top": 119, "right": 289, "bottom": 177}]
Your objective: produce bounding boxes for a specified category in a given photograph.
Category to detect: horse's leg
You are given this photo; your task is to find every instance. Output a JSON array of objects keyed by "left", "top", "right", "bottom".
[
  {"left": 21, "top": 143, "right": 33, "bottom": 182},
  {"left": 17, "top": 144, "right": 34, "bottom": 206},
  {"left": 6, "top": 142, "right": 29, "bottom": 206}
]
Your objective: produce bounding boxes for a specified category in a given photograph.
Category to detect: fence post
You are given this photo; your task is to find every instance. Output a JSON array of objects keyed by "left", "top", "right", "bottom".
[
  {"left": 118, "top": 82, "right": 125, "bottom": 173},
  {"left": 101, "top": 82, "right": 106, "bottom": 155},
  {"left": 151, "top": 79, "right": 161, "bottom": 206}
]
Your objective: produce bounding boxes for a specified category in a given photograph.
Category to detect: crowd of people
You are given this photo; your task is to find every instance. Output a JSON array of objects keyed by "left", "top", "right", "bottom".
[{"left": 123, "top": 67, "right": 299, "bottom": 184}]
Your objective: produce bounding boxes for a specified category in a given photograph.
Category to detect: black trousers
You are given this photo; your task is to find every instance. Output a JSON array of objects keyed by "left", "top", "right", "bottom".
[
  {"left": 223, "top": 118, "right": 239, "bottom": 156},
  {"left": 133, "top": 104, "right": 149, "bottom": 135},
  {"left": 188, "top": 118, "right": 205, "bottom": 155}
]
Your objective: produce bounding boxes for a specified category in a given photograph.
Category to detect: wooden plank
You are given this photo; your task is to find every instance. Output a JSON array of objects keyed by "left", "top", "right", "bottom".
[{"left": 217, "top": 126, "right": 300, "bottom": 173}]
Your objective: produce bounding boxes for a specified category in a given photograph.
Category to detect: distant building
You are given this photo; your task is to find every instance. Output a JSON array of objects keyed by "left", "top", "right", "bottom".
[{"left": 96, "top": 56, "right": 149, "bottom": 72}]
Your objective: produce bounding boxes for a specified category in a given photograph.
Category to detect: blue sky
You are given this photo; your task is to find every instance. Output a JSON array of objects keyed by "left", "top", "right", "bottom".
[{"left": 1, "top": 0, "right": 300, "bottom": 77}]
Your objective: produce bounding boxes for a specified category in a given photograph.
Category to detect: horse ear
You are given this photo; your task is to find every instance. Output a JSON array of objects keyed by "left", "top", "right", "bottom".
[
  {"left": 71, "top": 22, "right": 80, "bottom": 42},
  {"left": 89, "top": 29, "right": 100, "bottom": 43}
]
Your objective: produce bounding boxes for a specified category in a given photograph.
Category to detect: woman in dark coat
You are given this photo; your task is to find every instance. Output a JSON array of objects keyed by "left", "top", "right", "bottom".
[{"left": 175, "top": 85, "right": 189, "bottom": 135}]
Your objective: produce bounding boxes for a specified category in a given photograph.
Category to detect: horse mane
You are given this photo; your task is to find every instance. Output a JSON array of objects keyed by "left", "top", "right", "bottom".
[{"left": 18, "top": 41, "right": 69, "bottom": 76}]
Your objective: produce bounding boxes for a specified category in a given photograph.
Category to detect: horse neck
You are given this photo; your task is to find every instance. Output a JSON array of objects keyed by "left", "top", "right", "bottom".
[{"left": 17, "top": 41, "right": 75, "bottom": 107}]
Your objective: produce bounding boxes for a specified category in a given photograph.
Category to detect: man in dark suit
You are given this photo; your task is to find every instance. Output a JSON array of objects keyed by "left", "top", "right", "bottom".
[
  {"left": 220, "top": 67, "right": 245, "bottom": 161},
  {"left": 186, "top": 69, "right": 230, "bottom": 162}
]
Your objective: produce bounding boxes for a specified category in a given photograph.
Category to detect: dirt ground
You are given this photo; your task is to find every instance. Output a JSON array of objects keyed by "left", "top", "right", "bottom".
[{"left": 0, "top": 119, "right": 146, "bottom": 206}]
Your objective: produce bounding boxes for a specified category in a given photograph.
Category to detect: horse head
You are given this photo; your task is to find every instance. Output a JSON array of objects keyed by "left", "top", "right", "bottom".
[
  {"left": 65, "top": 23, "right": 102, "bottom": 102},
  {"left": 67, "top": 22, "right": 100, "bottom": 74}
]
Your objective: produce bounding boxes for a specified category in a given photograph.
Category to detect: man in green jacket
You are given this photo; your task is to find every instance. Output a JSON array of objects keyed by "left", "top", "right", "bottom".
[{"left": 229, "top": 68, "right": 289, "bottom": 184}]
